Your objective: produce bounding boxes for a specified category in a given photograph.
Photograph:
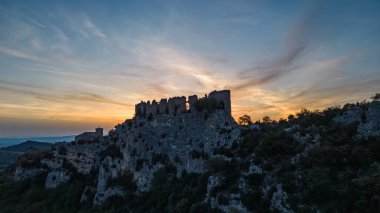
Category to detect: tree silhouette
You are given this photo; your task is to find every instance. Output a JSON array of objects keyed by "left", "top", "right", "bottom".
[
  {"left": 238, "top": 114, "right": 252, "bottom": 126},
  {"left": 262, "top": 116, "right": 272, "bottom": 123},
  {"left": 371, "top": 93, "right": 380, "bottom": 102}
]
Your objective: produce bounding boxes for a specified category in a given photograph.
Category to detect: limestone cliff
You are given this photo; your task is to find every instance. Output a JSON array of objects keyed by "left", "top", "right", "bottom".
[
  {"left": 6, "top": 94, "right": 380, "bottom": 212},
  {"left": 10, "top": 90, "right": 240, "bottom": 206}
]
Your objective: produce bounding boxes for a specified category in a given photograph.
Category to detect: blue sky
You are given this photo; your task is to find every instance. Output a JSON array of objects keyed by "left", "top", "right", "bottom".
[{"left": 0, "top": 0, "right": 379, "bottom": 137}]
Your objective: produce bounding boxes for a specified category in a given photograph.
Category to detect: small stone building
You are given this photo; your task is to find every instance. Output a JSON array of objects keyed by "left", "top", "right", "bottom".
[{"left": 75, "top": 127, "right": 103, "bottom": 143}]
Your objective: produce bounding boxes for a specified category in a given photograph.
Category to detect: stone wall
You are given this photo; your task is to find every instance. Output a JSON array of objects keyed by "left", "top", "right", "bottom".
[
  {"left": 159, "top": 99, "right": 168, "bottom": 114},
  {"left": 208, "top": 90, "right": 231, "bottom": 115},
  {"left": 134, "top": 90, "right": 232, "bottom": 117},
  {"left": 188, "top": 95, "right": 198, "bottom": 112},
  {"left": 168, "top": 96, "right": 186, "bottom": 115}
]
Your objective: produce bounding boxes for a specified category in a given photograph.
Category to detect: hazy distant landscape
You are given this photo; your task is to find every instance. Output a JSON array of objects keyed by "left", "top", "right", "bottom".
[
  {"left": 0, "top": 136, "right": 75, "bottom": 148},
  {"left": 0, "top": 136, "right": 74, "bottom": 172},
  {"left": 0, "top": 140, "right": 52, "bottom": 172}
]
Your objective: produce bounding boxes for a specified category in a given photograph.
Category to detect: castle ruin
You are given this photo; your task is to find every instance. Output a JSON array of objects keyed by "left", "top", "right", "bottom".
[{"left": 135, "top": 90, "right": 231, "bottom": 118}]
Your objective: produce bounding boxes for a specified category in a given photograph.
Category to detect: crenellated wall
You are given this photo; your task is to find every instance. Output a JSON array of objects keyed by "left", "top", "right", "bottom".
[
  {"left": 168, "top": 96, "right": 186, "bottom": 115},
  {"left": 134, "top": 90, "right": 231, "bottom": 118}
]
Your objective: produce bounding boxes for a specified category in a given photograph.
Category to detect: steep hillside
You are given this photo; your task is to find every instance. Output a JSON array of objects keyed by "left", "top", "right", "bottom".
[{"left": 0, "top": 93, "right": 379, "bottom": 213}]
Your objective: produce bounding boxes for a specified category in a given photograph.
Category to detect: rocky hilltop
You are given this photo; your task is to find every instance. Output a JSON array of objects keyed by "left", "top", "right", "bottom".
[
  {"left": 10, "top": 90, "right": 240, "bottom": 206},
  {"left": 1, "top": 92, "right": 380, "bottom": 213}
]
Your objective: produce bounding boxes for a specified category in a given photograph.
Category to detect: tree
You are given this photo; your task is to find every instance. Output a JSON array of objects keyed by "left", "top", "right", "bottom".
[
  {"left": 288, "top": 114, "right": 295, "bottom": 121},
  {"left": 262, "top": 116, "right": 272, "bottom": 123},
  {"left": 371, "top": 93, "right": 380, "bottom": 102},
  {"left": 238, "top": 114, "right": 252, "bottom": 126}
]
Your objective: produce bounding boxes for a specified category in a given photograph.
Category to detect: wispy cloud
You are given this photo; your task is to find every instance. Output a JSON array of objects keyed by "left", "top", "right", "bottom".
[
  {"left": 213, "top": 16, "right": 258, "bottom": 25},
  {"left": 231, "top": 3, "right": 323, "bottom": 90},
  {"left": 0, "top": 79, "right": 46, "bottom": 90},
  {"left": 36, "top": 92, "right": 132, "bottom": 107},
  {"left": 81, "top": 15, "right": 107, "bottom": 38},
  {"left": 137, "top": 39, "right": 233, "bottom": 92},
  {"left": 0, "top": 46, "right": 47, "bottom": 62},
  {"left": 284, "top": 77, "right": 380, "bottom": 106},
  {"left": 52, "top": 26, "right": 69, "bottom": 41},
  {"left": 27, "top": 18, "right": 47, "bottom": 29},
  {"left": 233, "top": 45, "right": 305, "bottom": 90},
  {"left": 0, "top": 80, "right": 131, "bottom": 107}
]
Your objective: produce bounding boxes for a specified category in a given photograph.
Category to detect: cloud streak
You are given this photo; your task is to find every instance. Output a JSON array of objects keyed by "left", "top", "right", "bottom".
[
  {"left": 82, "top": 15, "right": 107, "bottom": 38},
  {"left": 0, "top": 46, "right": 47, "bottom": 62},
  {"left": 285, "top": 77, "right": 380, "bottom": 105},
  {"left": 0, "top": 80, "right": 131, "bottom": 107},
  {"left": 231, "top": 2, "right": 322, "bottom": 90},
  {"left": 233, "top": 45, "right": 305, "bottom": 90}
]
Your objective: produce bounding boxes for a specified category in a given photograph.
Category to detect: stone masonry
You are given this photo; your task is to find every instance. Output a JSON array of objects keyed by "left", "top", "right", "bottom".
[{"left": 135, "top": 90, "right": 231, "bottom": 118}]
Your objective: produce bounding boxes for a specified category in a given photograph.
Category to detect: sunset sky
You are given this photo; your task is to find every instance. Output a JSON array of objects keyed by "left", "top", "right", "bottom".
[{"left": 0, "top": 0, "right": 379, "bottom": 137}]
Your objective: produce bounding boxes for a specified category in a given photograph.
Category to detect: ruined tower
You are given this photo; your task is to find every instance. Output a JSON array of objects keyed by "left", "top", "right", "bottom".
[{"left": 208, "top": 90, "right": 231, "bottom": 115}]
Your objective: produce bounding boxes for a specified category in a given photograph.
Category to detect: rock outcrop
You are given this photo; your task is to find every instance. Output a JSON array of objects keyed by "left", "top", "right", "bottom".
[
  {"left": 10, "top": 90, "right": 240, "bottom": 206},
  {"left": 4, "top": 93, "right": 380, "bottom": 213},
  {"left": 333, "top": 101, "right": 380, "bottom": 138},
  {"left": 358, "top": 102, "right": 380, "bottom": 138},
  {"left": 334, "top": 106, "right": 364, "bottom": 125}
]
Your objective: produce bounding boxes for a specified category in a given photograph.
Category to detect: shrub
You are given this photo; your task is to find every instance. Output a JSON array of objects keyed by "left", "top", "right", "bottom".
[
  {"left": 213, "top": 147, "right": 233, "bottom": 158},
  {"left": 106, "top": 170, "right": 137, "bottom": 192},
  {"left": 190, "top": 150, "right": 209, "bottom": 160},
  {"left": 57, "top": 145, "right": 67, "bottom": 155},
  {"left": 231, "top": 141, "right": 239, "bottom": 150},
  {"left": 151, "top": 153, "right": 169, "bottom": 165},
  {"left": 219, "top": 128, "right": 232, "bottom": 134},
  {"left": 205, "top": 158, "right": 232, "bottom": 173},
  {"left": 255, "top": 129, "right": 301, "bottom": 159},
  {"left": 174, "top": 155, "right": 181, "bottom": 163},
  {"left": 18, "top": 151, "right": 46, "bottom": 168},
  {"left": 217, "top": 194, "right": 229, "bottom": 205},
  {"left": 147, "top": 113, "right": 153, "bottom": 121},
  {"left": 241, "top": 190, "right": 270, "bottom": 212},
  {"left": 148, "top": 165, "right": 177, "bottom": 209},
  {"left": 246, "top": 173, "right": 264, "bottom": 187},
  {"left": 161, "top": 133, "right": 167, "bottom": 139},
  {"left": 368, "top": 137, "right": 380, "bottom": 161},
  {"left": 135, "top": 159, "right": 144, "bottom": 171},
  {"left": 303, "top": 167, "right": 337, "bottom": 204},
  {"left": 99, "top": 144, "right": 123, "bottom": 160},
  {"left": 126, "top": 119, "right": 133, "bottom": 128},
  {"left": 304, "top": 145, "right": 345, "bottom": 169}
]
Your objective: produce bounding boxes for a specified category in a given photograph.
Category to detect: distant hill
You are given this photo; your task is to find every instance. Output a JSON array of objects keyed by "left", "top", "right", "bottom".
[
  {"left": 0, "top": 140, "right": 52, "bottom": 172},
  {"left": 0, "top": 140, "right": 52, "bottom": 152},
  {"left": 0, "top": 135, "right": 75, "bottom": 148}
]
